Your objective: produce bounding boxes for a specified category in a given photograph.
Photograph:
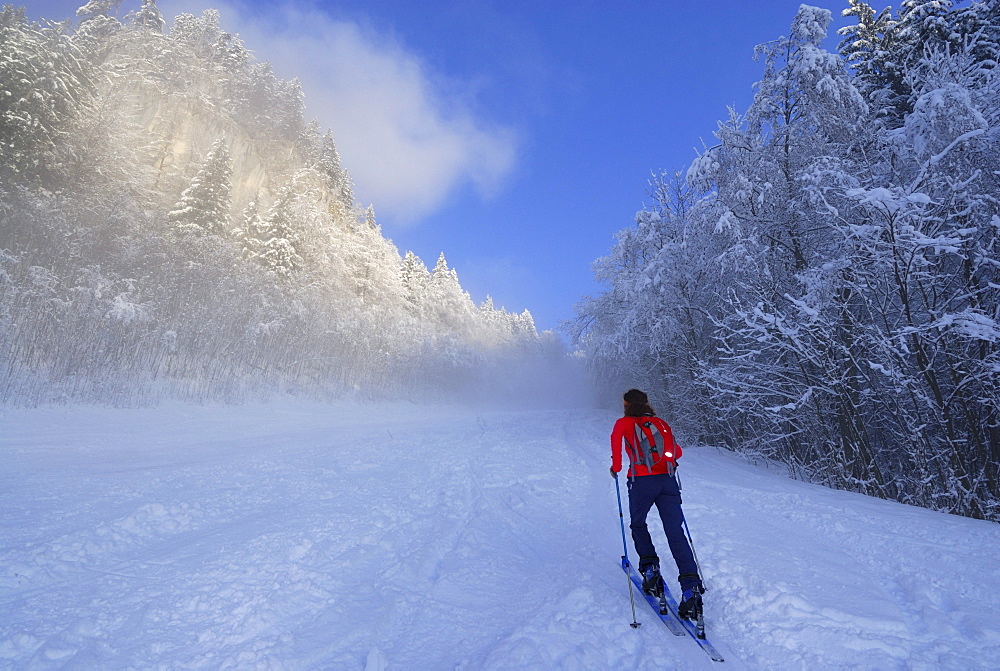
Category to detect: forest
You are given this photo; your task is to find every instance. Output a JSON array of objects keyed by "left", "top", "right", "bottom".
[
  {"left": 2, "top": 0, "right": 998, "bottom": 521},
  {"left": 575, "top": 1, "right": 1000, "bottom": 520},
  {"left": 0, "top": 1, "right": 575, "bottom": 409}
]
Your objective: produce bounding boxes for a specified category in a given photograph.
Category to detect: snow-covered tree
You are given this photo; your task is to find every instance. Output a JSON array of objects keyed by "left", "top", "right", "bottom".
[
  {"left": 255, "top": 188, "right": 303, "bottom": 278},
  {"left": 73, "top": 0, "right": 123, "bottom": 58},
  {"left": 580, "top": 3, "right": 999, "bottom": 519},
  {"left": 128, "top": 0, "right": 164, "bottom": 33},
  {"left": 1, "top": 2, "right": 559, "bottom": 429},
  {"left": 428, "top": 253, "right": 476, "bottom": 335},
  {"left": 337, "top": 207, "right": 405, "bottom": 305},
  {"left": 838, "top": 0, "right": 907, "bottom": 120},
  {"left": 574, "top": 169, "right": 732, "bottom": 443},
  {"left": 0, "top": 7, "right": 93, "bottom": 184},
  {"left": 953, "top": 0, "right": 1000, "bottom": 69},
  {"left": 169, "top": 10, "right": 222, "bottom": 60},
  {"left": 168, "top": 139, "right": 233, "bottom": 237},
  {"left": 233, "top": 197, "right": 268, "bottom": 260},
  {"left": 75, "top": 0, "right": 122, "bottom": 19},
  {"left": 400, "top": 251, "right": 430, "bottom": 312},
  {"left": 898, "top": 0, "right": 957, "bottom": 51},
  {"left": 316, "top": 131, "right": 355, "bottom": 218}
]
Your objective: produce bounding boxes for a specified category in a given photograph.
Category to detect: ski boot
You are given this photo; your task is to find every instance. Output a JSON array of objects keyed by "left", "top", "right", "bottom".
[
  {"left": 639, "top": 556, "right": 668, "bottom": 614},
  {"left": 678, "top": 586, "right": 703, "bottom": 620},
  {"left": 638, "top": 556, "right": 664, "bottom": 598},
  {"left": 678, "top": 581, "right": 706, "bottom": 639}
]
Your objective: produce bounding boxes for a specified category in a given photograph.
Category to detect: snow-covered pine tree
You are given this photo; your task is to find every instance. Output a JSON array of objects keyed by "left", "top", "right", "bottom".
[
  {"left": 256, "top": 187, "right": 303, "bottom": 278},
  {"left": 897, "top": 0, "right": 957, "bottom": 51},
  {"left": 128, "top": 0, "right": 164, "bottom": 33},
  {"left": 952, "top": 0, "right": 1000, "bottom": 69},
  {"left": 316, "top": 131, "right": 355, "bottom": 220},
  {"left": 233, "top": 197, "right": 268, "bottom": 260},
  {"left": 0, "top": 6, "right": 93, "bottom": 185},
  {"left": 514, "top": 309, "right": 536, "bottom": 337},
  {"left": 75, "top": 0, "right": 122, "bottom": 18},
  {"left": 169, "top": 10, "right": 222, "bottom": 60},
  {"left": 168, "top": 139, "right": 233, "bottom": 237},
  {"left": 838, "top": 0, "right": 906, "bottom": 120},
  {"left": 362, "top": 205, "right": 377, "bottom": 230},
  {"left": 478, "top": 296, "right": 512, "bottom": 343},
  {"left": 73, "top": 0, "right": 124, "bottom": 59},
  {"left": 848, "top": 0, "right": 961, "bottom": 125},
  {"left": 428, "top": 253, "right": 476, "bottom": 335},
  {"left": 273, "top": 78, "right": 307, "bottom": 145},
  {"left": 337, "top": 206, "right": 405, "bottom": 305},
  {"left": 400, "top": 251, "right": 430, "bottom": 314}
]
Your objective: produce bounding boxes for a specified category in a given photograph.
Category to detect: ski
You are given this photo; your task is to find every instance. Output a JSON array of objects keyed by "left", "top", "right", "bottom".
[
  {"left": 621, "top": 557, "right": 725, "bottom": 662},
  {"left": 622, "top": 556, "right": 685, "bottom": 636}
]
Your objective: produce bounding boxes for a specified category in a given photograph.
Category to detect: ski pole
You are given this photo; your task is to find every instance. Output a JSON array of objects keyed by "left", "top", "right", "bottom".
[
  {"left": 681, "top": 513, "right": 706, "bottom": 593},
  {"left": 676, "top": 470, "right": 706, "bottom": 591},
  {"left": 615, "top": 473, "right": 641, "bottom": 628}
]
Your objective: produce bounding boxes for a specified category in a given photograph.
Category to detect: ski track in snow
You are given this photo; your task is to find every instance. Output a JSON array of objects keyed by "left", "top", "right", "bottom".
[{"left": 1, "top": 401, "right": 998, "bottom": 670}]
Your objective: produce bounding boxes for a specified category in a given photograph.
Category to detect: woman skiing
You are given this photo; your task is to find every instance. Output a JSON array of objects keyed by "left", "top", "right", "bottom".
[{"left": 610, "top": 388, "right": 704, "bottom": 621}]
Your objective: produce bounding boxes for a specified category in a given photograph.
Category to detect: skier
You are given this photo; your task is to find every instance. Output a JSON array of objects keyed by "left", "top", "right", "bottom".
[{"left": 610, "top": 388, "right": 704, "bottom": 621}]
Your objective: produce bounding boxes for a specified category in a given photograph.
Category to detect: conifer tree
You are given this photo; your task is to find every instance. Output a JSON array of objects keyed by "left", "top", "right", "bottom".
[
  {"left": 428, "top": 253, "right": 475, "bottom": 333},
  {"left": 838, "top": 0, "right": 904, "bottom": 114},
  {"left": 170, "top": 10, "right": 223, "bottom": 60},
  {"left": 515, "top": 310, "right": 536, "bottom": 337},
  {"left": 233, "top": 197, "right": 268, "bottom": 260},
  {"left": 0, "top": 7, "right": 92, "bottom": 184},
  {"left": 317, "top": 131, "right": 355, "bottom": 217},
  {"left": 898, "top": 0, "right": 956, "bottom": 49},
  {"left": 168, "top": 139, "right": 233, "bottom": 236},
  {"left": 74, "top": 0, "right": 123, "bottom": 55},
  {"left": 400, "top": 251, "right": 429, "bottom": 310},
  {"left": 953, "top": 0, "right": 1000, "bottom": 69},
  {"left": 362, "top": 205, "right": 377, "bottom": 230},
  {"left": 256, "top": 188, "right": 303, "bottom": 278},
  {"left": 129, "top": 0, "right": 164, "bottom": 34},
  {"left": 75, "top": 0, "right": 123, "bottom": 21}
]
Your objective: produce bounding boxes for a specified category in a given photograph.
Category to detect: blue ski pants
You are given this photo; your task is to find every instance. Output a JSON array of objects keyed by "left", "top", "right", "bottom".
[{"left": 627, "top": 473, "right": 701, "bottom": 592}]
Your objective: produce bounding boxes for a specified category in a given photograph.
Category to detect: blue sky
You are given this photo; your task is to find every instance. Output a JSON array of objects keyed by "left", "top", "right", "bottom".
[{"left": 28, "top": 0, "right": 888, "bottom": 333}]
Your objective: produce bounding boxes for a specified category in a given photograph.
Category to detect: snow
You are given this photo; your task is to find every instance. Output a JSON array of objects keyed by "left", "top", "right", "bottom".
[
  {"left": 935, "top": 310, "right": 1000, "bottom": 343},
  {"left": 790, "top": 5, "right": 832, "bottom": 45},
  {"left": 846, "top": 186, "right": 902, "bottom": 213},
  {"left": 2, "top": 401, "right": 999, "bottom": 670}
]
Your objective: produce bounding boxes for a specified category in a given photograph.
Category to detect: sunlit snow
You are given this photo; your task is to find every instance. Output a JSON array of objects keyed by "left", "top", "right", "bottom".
[{"left": 2, "top": 402, "right": 997, "bottom": 669}]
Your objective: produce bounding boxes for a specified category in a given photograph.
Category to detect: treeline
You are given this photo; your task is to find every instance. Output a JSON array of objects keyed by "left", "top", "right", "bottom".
[
  {"left": 575, "top": 2, "right": 1000, "bottom": 519},
  {"left": 0, "top": 2, "right": 573, "bottom": 408}
]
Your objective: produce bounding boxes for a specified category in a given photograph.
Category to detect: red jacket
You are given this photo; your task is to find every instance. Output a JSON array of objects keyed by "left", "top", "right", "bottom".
[{"left": 611, "top": 415, "right": 682, "bottom": 477}]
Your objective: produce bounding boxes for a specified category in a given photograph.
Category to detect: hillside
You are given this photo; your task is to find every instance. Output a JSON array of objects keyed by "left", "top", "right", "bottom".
[{"left": 0, "top": 4, "right": 569, "bottom": 409}]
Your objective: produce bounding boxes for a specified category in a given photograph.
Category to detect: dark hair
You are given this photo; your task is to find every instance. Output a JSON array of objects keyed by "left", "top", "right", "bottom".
[{"left": 623, "top": 388, "right": 655, "bottom": 417}]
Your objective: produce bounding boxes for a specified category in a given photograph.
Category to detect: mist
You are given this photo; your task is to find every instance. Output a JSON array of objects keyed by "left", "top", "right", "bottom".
[{"left": 0, "top": 2, "right": 590, "bottom": 410}]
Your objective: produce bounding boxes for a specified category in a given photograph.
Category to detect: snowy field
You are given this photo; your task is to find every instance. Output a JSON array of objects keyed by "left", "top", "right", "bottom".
[{"left": 2, "top": 402, "right": 999, "bottom": 670}]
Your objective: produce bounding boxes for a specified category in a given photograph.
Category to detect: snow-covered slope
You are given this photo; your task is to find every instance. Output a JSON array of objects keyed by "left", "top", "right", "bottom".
[{"left": 2, "top": 402, "right": 998, "bottom": 669}]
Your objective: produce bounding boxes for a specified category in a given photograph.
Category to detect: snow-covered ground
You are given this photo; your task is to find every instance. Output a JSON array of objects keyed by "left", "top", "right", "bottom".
[{"left": 1, "top": 401, "right": 998, "bottom": 670}]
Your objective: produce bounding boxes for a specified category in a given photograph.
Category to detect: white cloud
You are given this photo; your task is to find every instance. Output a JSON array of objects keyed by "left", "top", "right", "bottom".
[{"left": 162, "top": 0, "right": 517, "bottom": 225}]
